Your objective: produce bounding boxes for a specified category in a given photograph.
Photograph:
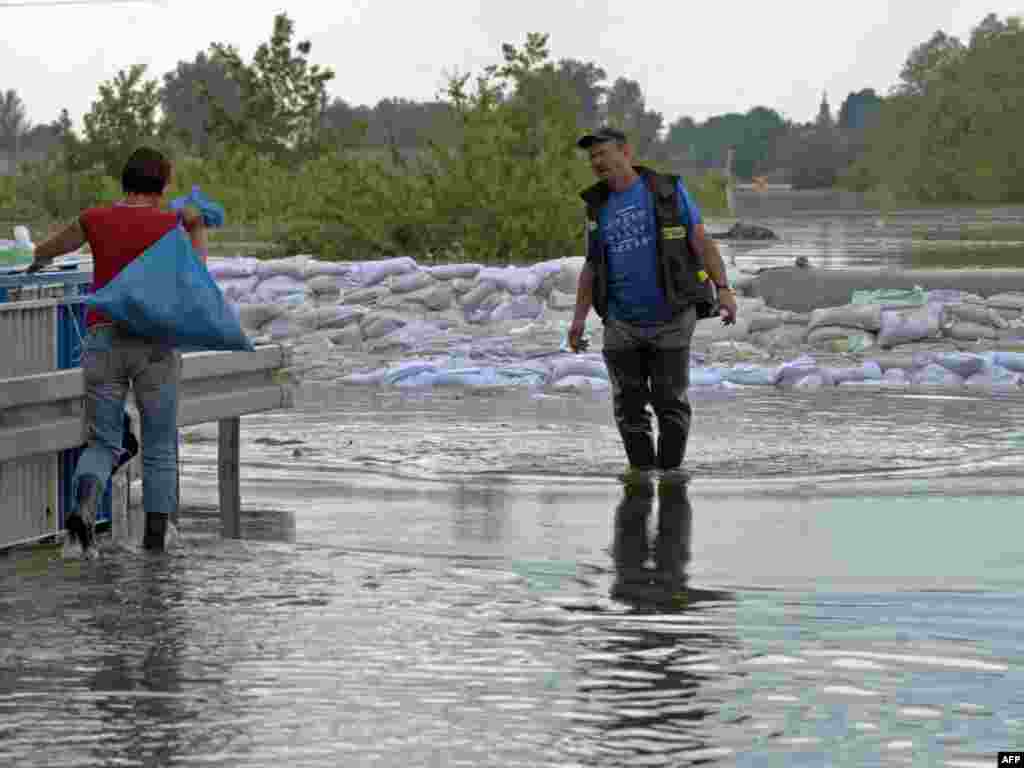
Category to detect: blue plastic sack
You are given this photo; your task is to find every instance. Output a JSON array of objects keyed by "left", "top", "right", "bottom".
[
  {"left": 86, "top": 228, "right": 253, "bottom": 352},
  {"left": 170, "top": 185, "right": 225, "bottom": 228}
]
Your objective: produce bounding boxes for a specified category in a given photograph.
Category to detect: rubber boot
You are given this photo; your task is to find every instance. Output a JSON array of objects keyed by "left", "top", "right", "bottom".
[
  {"left": 143, "top": 514, "right": 168, "bottom": 552},
  {"left": 66, "top": 475, "right": 99, "bottom": 558}
]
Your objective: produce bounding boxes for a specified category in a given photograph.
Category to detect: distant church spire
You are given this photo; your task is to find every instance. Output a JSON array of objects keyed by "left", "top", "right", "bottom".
[{"left": 816, "top": 90, "right": 833, "bottom": 128}]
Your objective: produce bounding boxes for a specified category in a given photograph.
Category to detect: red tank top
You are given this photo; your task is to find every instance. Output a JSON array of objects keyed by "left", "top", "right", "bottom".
[{"left": 80, "top": 204, "right": 180, "bottom": 327}]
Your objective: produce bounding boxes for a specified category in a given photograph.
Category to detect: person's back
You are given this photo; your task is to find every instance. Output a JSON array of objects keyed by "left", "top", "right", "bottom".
[{"left": 30, "top": 147, "right": 208, "bottom": 556}]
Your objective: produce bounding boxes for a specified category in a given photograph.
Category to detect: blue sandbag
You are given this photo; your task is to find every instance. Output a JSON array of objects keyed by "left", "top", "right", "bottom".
[
  {"left": 721, "top": 364, "right": 778, "bottom": 386},
  {"left": 992, "top": 351, "right": 1024, "bottom": 373},
  {"left": 86, "top": 228, "right": 253, "bottom": 352},
  {"left": 690, "top": 367, "right": 723, "bottom": 387},
  {"left": 170, "top": 185, "right": 226, "bottom": 228}
]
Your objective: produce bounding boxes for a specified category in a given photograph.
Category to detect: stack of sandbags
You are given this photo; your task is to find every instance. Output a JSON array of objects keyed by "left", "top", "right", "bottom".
[{"left": 804, "top": 303, "right": 882, "bottom": 349}]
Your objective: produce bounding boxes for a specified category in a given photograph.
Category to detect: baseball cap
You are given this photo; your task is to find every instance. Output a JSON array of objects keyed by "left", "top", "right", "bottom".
[{"left": 577, "top": 126, "right": 628, "bottom": 150}]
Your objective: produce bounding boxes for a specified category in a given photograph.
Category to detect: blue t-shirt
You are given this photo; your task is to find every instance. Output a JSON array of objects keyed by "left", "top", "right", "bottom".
[{"left": 597, "top": 177, "right": 703, "bottom": 325}]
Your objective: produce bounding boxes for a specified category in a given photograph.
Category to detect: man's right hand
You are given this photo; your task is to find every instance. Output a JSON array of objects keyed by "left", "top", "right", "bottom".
[{"left": 568, "top": 319, "right": 587, "bottom": 352}]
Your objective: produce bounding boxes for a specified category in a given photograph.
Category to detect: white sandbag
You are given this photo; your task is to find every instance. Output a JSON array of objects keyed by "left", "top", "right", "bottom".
[
  {"left": 390, "top": 271, "right": 436, "bottom": 294},
  {"left": 775, "top": 355, "right": 834, "bottom": 387},
  {"left": 941, "top": 303, "right": 1008, "bottom": 329},
  {"left": 793, "top": 373, "right": 831, "bottom": 389},
  {"left": 747, "top": 312, "right": 784, "bottom": 333},
  {"left": 353, "top": 256, "right": 418, "bottom": 287},
  {"left": 217, "top": 275, "right": 260, "bottom": 303},
  {"left": 910, "top": 363, "right": 963, "bottom": 388},
  {"left": 720, "top": 364, "right": 778, "bottom": 386},
  {"left": 690, "top": 367, "right": 723, "bottom": 387},
  {"left": 380, "top": 361, "right": 440, "bottom": 386},
  {"left": 549, "top": 355, "right": 609, "bottom": 382},
  {"left": 342, "top": 367, "right": 389, "bottom": 385},
  {"left": 207, "top": 256, "right": 260, "bottom": 279},
  {"left": 477, "top": 266, "right": 541, "bottom": 295},
  {"left": 986, "top": 293, "right": 1024, "bottom": 311},
  {"left": 808, "top": 304, "right": 882, "bottom": 332},
  {"left": 361, "top": 312, "right": 408, "bottom": 340},
  {"left": 992, "top": 351, "right": 1024, "bottom": 372},
  {"left": 926, "top": 289, "right": 986, "bottom": 307},
  {"left": 329, "top": 324, "right": 362, "bottom": 348},
  {"left": 422, "top": 284, "right": 454, "bottom": 311},
  {"left": 450, "top": 278, "right": 478, "bottom": 295},
  {"left": 691, "top": 316, "right": 751, "bottom": 344},
  {"left": 343, "top": 285, "right": 390, "bottom": 306},
  {"left": 315, "top": 305, "right": 364, "bottom": 330},
  {"left": 877, "top": 305, "right": 938, "bottom": 348},
  {"left": 806, "top": 325, "right": 860, "bottom": 346},
  {"left": 263, "top": 314, "right": 308, "bottom": 341},
  {"left": 547, "top": 289, "right": 576, "bottom": 311},
  {"left": 965, "top": 366, "right": 1021, "bottom": 391},
  {"left": 237, "top": 302, "right": 283, "bottom": 330},
  {"left": 491, "top": 296, "right": 544, "bottom": 323},
  {"left": 257, "top": 255, "right": 310, "bottom": 280},
  {"left": 752, "top": 325, "right": 807, "bottom": 350},
  {"left": 306, "top": 260, "right": 352, "bottom": 276},
  {"left": 881, "top": 368, "right": 910, "bottom": 386},
  {"left": 461, "top": 280, "right": 498, "bottom": 307},
  {"left": 555, "top": 257, "right": 585, "bottom": 294},
  {"left": 551, "top": 375, "right": 610, "bottom": 392},
  {"left": 306, "top": 274, "right": 343, "bottom": 296},
  {"left": 930, "top": 352, "right": 986, "bottom": 379},
  {"left": 253, "top": 274, "right": 307, "bottom": 304},
  {"left": 427, "top": 263, "right": 482, "bottom": 280},
  {"left": 943, "top": 321, "right": 997, "bottom": 342},
  {"left": 830, "top": 361, "right": 883, "bottom": 384}
]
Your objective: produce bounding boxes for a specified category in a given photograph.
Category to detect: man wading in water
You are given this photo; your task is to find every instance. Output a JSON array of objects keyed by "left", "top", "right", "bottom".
[{"left": 569, "top": 127, "right": 738, "bottom": 476}]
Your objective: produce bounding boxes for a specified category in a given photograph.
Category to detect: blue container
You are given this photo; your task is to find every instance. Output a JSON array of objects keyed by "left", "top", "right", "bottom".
[{"left": 0, "top": 264, "right": 113, "bottom": 529}]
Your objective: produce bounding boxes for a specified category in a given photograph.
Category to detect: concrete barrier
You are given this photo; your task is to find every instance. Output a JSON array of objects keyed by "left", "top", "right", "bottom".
[{"left": 749, "top": 267, "right": 1024, "bottom": 313}]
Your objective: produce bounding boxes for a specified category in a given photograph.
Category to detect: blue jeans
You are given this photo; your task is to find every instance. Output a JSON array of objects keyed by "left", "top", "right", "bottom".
[{"left": 73, "top": 326, "right": 180, "bottom": 518}]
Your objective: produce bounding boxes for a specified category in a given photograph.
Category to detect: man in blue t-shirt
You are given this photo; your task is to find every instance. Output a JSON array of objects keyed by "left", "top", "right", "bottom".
[{"left": 569, "top": 127, "right": 738, "bottom": 475}]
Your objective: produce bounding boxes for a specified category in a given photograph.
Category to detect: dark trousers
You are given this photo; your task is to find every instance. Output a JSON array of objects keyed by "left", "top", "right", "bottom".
[{"left": 602, "top": 308, "right": 697, "bottom": 470}]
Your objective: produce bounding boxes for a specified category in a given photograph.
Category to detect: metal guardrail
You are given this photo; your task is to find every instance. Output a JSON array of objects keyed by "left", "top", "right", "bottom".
[{"left": 0, "top": 338, "right": 293, "bottom": 549}]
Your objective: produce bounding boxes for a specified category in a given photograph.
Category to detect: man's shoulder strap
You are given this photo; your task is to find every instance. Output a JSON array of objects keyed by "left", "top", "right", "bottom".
[
  {"left": 580, "top": 181, "right": 610, "bottom": 216},
  {"left": 637, "top": 166, "right": 680, "bottom": 202}
]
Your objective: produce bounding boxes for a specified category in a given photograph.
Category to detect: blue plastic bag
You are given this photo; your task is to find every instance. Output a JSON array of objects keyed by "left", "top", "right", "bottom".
[
  {"left": 170, "top": 185, "right": 225, "bottom": 228},
  {"left": 86, "top": 227, "right": 253, "bottom": 352}
]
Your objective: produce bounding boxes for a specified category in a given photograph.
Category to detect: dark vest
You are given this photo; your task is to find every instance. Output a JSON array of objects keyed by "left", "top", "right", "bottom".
[{"left": 581, "top": 166, "right": 717, "bottom": 321}]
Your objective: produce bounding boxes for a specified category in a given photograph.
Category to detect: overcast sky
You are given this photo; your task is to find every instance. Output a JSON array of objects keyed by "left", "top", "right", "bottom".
[{"left": 0, "top": 0, "right": 1019, "bottom": 130}]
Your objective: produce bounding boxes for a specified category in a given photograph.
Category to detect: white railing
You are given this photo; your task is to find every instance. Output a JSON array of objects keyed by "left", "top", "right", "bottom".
[{"left": 0, "top": 344, "right": 293, "bottom": 548}]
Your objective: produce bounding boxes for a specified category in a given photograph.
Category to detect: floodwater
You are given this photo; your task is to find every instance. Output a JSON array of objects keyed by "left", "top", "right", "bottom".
[{"left": 3, "top": 207, "right": 1024, "bottom": 767}]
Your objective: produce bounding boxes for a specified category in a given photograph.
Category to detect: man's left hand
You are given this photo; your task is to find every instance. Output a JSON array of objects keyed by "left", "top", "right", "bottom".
[{"left": 719, "top": 289, "right": 738, "bottom": 325}]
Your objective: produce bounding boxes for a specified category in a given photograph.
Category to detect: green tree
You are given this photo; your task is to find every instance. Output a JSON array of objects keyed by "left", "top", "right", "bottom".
[
  {"left": 0, "top": 89, "right": 30, "bottom": 174},
  {"left": 162, "top": 52, "right": 242, "bottom": 155},
  {"left": 203, "top": 13, "right": 335, "bottom": 160},
  {"left": 82, "top": 64, "right": 162, "bottom": 179}
]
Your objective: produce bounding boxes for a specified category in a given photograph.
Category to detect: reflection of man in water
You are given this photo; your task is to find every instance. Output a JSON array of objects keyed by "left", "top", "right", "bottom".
[{"left": 612, "top": 473, "right": 693, "bottom": 607}]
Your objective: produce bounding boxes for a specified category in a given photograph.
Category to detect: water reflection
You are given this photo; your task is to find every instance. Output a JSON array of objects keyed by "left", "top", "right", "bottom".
[{"left": 611, "top": 474, "right": 730, "bottom": 609}]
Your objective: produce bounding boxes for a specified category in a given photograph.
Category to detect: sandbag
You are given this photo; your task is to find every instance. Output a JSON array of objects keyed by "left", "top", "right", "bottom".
[
  {"left": 690, "top": 367, "right": 724, "bottom": 387},
  {"left": 877, "top": 305, "right": 937, "bottom": 348},
  {"left": 254, "top": 275, "right": 306, "bottom": 304},
  {"left": 450, "top": 278, "right": 477, "bottom": 295},
  {"left": 910, "top": 363, "right": 963, "bottom": 388},
  {"left": 354, "top": 257, "right": 418, "bottom": 287},
  {"left": 992, "top": 351, "right": 1024, "bottom": 372},
  {"left": 315, "top": 305, "right": 364, "bottom": 330},
  {"left": 306, "top": 275, "right": 343, "bottom": 296},
  {"left": 941, "top": 303, "right": 1008, "bottom": 329},
  {"left": 691, "top": 316, "right": 752, "bottom": 345},
  {"left": 943, "top": 321, "right": 997, "bottom": 342},
  {"left": 491, "top": 296, "right": 544, "bottom": 323},
  {"left": 217, "top": 275, "right": 260, "bottom": 302},
  {"left": 806, "top": 325, "right": 859, "bottom": 346},
  {"left": 555, "top": 257, "right": 584, "bottom": 294},
  {"left": 751, "top": 325, "right": 807, "bottom": 350},
  {"left": 549, "top": 355, "right": 609, "bottom": 382},
  {"left": 720, "top": 364, "right": 778, "bottom": 386},
  {"left": 361, "top": 313, "right": 408, "bottom": 340},
  {"left": 551, "top": 375, "right": 610, "bottom": 392},
  {"left": 423, "top": 284, "right": 454, "bottom": 311},
  {"left": 775, "top": 355, "right": 834, "bottom": 387},
  {"left": 390, "top": 271, "right": 436, "bottom": 294},
  {"left": 305, "top": 260, "right": 352, "bottom": 277},
  {"left": 208, "top": 256, "right": 260, "bottom": 279},
  {"left": 746, "top": 312, "right": 784, "bottom": 333},
  {"left": 343, "top": 285, "right": 390, "bottom": 305},
  {"left": 965, "top": 366, "right": 1021, "bottom": 391},
  {"left": 329, "top": 324, "right": 362, "bottom": 348},
  {"left": 237, "top": 302, "right": 283, "bottom": 330},
  {"left": 257, "top": 255, "right": 310, "bottom": 280},
  {"left": 547, "top": 289, "right": 576, "bottom": 311},
  {"left": 808, "top": 303, "right": 882, "bottom": 332},
  {"left": 986, "top": 293, "right": 1024, "bottom": 311},
  {"left": 461, "top": 280, "right": 498, "bottom": 307},
  {"left": 930, "top": 352, "right": 986, "bottom": 379},
  {"left": 881, "top": 368, "right": 910, "bottom": 386},
  {"left": 427, "top": 263, "right": 482, "bottom": 280},
  {"left": 851, "top": 286, "right": 926, "bottom": 307},
  {"left": 830, "top": 361, "right": 883, "bottom": 384}
]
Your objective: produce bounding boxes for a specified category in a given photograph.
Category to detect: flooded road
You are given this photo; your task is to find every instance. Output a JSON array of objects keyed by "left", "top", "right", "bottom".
[
  {"left": 4, "top": 205, "right": 1024, "bottom": 766},
  {"left": 3, "top": 384, "right": 1024, "bottom": 767}
]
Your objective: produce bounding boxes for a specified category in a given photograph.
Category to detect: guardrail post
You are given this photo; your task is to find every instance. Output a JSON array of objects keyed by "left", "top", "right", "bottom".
[{"left": 219, "top": 417, "right": 241, "bottom": 539}]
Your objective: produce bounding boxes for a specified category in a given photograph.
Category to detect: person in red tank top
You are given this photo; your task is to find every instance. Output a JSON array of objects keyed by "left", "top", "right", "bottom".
[{"left": 30, "top": 147, "right": 209, "bottom": 556}]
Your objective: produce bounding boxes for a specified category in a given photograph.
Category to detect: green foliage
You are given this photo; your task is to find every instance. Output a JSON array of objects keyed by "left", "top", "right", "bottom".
[
  {"left": 846, "top": 13, "right": 1024, "bottom": 204},
  {"left": 665, "top": 108, "right": 787, "bottom": 179},
  {"left": 82, "top": 64, "right": 163, "bottom": 179},
  {"left": 203, "top": 13, "right": 335, "bottom": 162}
]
